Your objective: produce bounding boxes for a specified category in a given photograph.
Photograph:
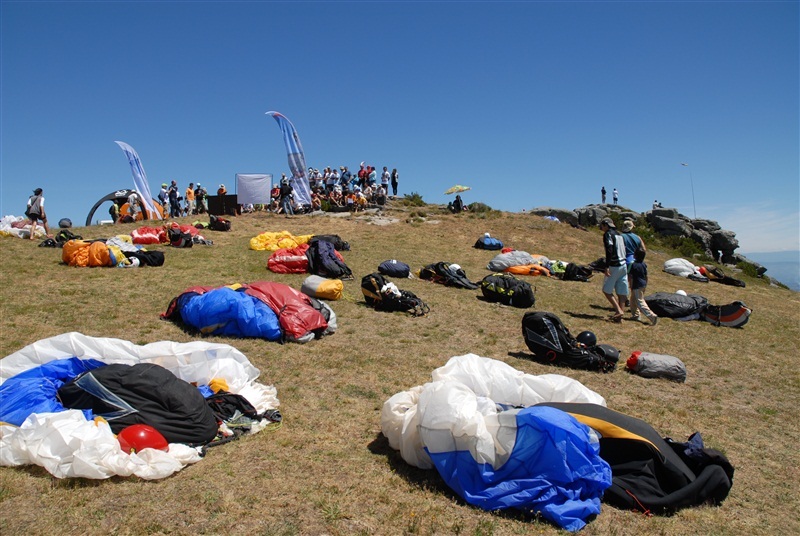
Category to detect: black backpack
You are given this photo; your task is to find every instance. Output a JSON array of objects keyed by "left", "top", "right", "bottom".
[
  {"left": 562, "top": 263, "right": 593, "bottom": 282},
  {"left": 168, "top": 227, "right": 193, "bottom": 248},
  {"left": 306, "top": 239, "right": 353, "bottom": 280},
  {"left": 378, "top": 259, "right": 411, "bottom": 278},
  {"left": 55, "top": 229, "right": 82, "bottom": 245},
  {"left": 361, "top": 273, "right": 429, "bottom": 316},
  {"left": 361, "top": 272, "right": 387, "bottom": 307},
  {"left": 480, "top": 273, "right": 535, "bottom": 308},
  {"left": 310, "top": 234, "right": 350, "bottom": 251},
  {"left": 419, "top": 262, "right": 478, "bottom": 290},
  {"left": 521, "top": 311, "right": 617, "bottom": 372},
  {"left": 209, "top": 214, "right": 231, "bottom": 231}
]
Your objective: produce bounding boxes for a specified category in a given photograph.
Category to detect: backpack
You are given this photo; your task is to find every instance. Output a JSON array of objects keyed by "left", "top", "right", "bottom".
[
  {"left": 209, "top": 214, "right": 231, "bottom": 231},
  {"left": 562, "top": 263, "right": 593, "bottom": 282},
  {"left": 168, "top": 227, "right": 193, "bottom": 248},
  {"left": 55, "top": 229, "right": 82, "bottom": 245},
  {"left": 473, "top": 236, "right": 504, "bottom": 250},
  {"left": 310, "top": 234, "right": 350, "bottom": 251},
  {"left": 306, "top": 239, "right": 353, "bottom": 280},
  {"left": 419, "top": 262, "right": 478, "bottom": 289},
  {"left": 521, "top": 311, "right": 617, "bottom": 372},
  {"left": 378, "top": 259, "right": 411, "bottom": 278},
  {"left": 361, "top": 273, "right": 388, "bottom": 307},
  {"left": 361, "top": 273, "right": 429, "bottom": 316},
  {"left": 480, "top": 273, "right": 535, "bottom": 308}
]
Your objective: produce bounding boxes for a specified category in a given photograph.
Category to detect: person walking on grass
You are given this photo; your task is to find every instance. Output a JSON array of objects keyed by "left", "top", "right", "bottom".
[
  {"left": 629, "top": 248, "right": 658, "bottom": 325},
  {"left": 599, "top": 217, "right": 628, "bottom": 322},
  {"left": 26, "top": 187, "right": 51, "bottom": 239}
]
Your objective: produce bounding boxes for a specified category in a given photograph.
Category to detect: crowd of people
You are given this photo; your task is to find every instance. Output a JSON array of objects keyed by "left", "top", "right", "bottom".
[
  {"left": 265, "top": 163, "right": 399, "bottom": 215},
  {"left": 103, "top": 162, "right": 399, "bottom": 222}
]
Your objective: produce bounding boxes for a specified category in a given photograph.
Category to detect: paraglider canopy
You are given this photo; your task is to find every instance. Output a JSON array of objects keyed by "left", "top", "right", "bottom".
[{"left": 444, "top": 185, "right": 471, "bottom": 195}]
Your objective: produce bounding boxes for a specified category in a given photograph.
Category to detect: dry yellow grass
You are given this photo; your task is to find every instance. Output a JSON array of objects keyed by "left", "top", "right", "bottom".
[{"left": 1, "top": 204, "right": 798, "bottom": 535}]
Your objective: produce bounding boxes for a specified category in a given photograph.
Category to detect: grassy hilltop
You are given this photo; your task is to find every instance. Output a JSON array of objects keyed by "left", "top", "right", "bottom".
[{"left": 1, "top": 201, "right": 798, "bottom": 536}]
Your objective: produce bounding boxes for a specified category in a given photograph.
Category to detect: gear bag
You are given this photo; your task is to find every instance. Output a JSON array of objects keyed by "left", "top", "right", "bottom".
[
  {"left": 361, "top": 272, "right": 429, "bottom": 316},
  {"left": 480, "top": 273, "right": 535, "bottom": 308},
  {"left": 522, "top": 311, "right": 617, "bottom": 372},
  {"left": 306, "top": 239, "right": 353, "bottom": 280},
  {"left": 378, "top": 259, "right": 411, "bottom": 278}
]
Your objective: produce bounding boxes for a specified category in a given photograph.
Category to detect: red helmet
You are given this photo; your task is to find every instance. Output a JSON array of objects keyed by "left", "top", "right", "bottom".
[{"left": 117, "top": 424, "right": 169, "bottom": 454}]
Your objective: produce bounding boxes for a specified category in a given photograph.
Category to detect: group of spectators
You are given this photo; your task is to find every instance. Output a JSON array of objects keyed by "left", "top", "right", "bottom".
[{"left": 265, "top": 163, "right": 400, "bottom": 216}]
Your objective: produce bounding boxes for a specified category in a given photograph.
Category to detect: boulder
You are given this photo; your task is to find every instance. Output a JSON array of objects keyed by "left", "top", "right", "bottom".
[
  {"left": 710, "top": 230, "right": 739, "bottom": 252},
  {"left": 575, "top": 205, "right": 608, "bottom": 227},
  {"left": 649, "top": 207, "right": 680, "bottom": 219},
  {"left": 691, "top": 219, "right": 721, "bottom": 233},
  {"left": 690, "top": 228, "right": 713, "bottom": 255},
  {"left": 529, "top": 207, "right": 578, "bottom": 225},
  {"left": 650, "top": 215, "right": 694, "bottom": 237},
  {"left": 733, "top": 254, "right": 768, "bottom": 276}
]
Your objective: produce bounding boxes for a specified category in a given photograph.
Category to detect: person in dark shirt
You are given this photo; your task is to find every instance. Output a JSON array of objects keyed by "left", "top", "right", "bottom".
[
  {"left": 599, "top": 217, "right": 628, "bottom": 322},
  {"left": 629, "top": 248, "right": 658, "bottom": 325}
]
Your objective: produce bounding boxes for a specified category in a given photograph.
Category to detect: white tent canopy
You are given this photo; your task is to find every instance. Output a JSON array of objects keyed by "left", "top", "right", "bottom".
[{"left": 236, "top": 173, "right": 272, "bottom": 205}]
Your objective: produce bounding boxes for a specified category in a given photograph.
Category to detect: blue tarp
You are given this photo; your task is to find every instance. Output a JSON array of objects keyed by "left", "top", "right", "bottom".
[
  {"left": 426, "top": 405, "right": 612, "bottom": 532},
  {"left": 0, "top": 357, "right": 106, "bottom": 425},
  {"left": 178, "top": 287, "right": 282, "bottom": 340}
]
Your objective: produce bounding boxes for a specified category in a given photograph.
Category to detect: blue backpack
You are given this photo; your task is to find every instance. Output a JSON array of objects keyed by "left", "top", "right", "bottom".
[
  {"left": 474, "top": 235, "right": 504, "bottom": 250},
  {"left": 378, "top": 259, "right": 410, "bottom": 278}
]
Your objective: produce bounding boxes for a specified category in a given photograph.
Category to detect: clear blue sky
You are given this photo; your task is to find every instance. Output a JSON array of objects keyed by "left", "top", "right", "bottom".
[{"left": 2, "top": 1, "right": 798, "bottom": 253}]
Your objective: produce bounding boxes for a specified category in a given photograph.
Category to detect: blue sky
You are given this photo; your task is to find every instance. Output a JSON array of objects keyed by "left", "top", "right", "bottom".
[{"left": 2, "top": 1, "right": 797, "bottom": 253}]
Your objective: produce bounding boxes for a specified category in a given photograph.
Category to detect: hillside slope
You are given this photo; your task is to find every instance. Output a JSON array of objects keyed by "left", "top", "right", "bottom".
[{"left": 1, "top": 206, "right": 798, "bottom": 535}]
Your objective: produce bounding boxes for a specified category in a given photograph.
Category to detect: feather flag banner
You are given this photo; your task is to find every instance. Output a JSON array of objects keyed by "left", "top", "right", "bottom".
[
  {"left": 114, "top": 141, "right": 159, "bottom": 218},
  {"left": 266, "top": 111, "right": 312, "bottom": 207}
]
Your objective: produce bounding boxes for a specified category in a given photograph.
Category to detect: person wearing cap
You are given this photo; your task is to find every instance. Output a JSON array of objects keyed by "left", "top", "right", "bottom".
[
  {"left": 217, "top": 184, "right": 227, "bottom": 196},
  {"left": 621, "top": 220, "right": 646, "bottom": 267},
  {"left": 599, "top": 217, "right": 628, "bottom": 322},
  {"left": 340, "top": 166, "right": 352, "bottom": 191},
  {"left": 25, "top": 187, "right": 50, "bottom": 239},
  {"left": 185, "top": 182, "right": 196, "bottom": 216},
  {"left": 194, "top": 183, "right": 208, "bottom": 214},
  {"left": 158, "top": 183, "right": 169, "bottom": 208}
]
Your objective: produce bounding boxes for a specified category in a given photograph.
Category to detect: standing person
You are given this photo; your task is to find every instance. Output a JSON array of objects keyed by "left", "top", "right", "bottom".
[
  {"left": 391, "top": 168, "right": 399, "bottom": 196},
  {"left": 127, "top": 191, "right": 143, "bottom": 220},
  {"left": 367, "top": 166, "right": 377, "bottom": 187},
  {"left": 357, "top": 163, "right": 367, "bottom": 189},
  {"left": 217, "top": 184, "right": 227, "bottom": 196},
  {"left": 601, "top": 186, "right": 607, "bottom": 204},
  {"left": 168, "top": 181, "right": 181, "bottom": 218},
  {"left": 109, "top": 200, "right": 121, "bottom": 223},
  {"left": 185, "top": 182, "right": 196, "bottom": 215},
  {"left": 380, "top": 166, "right": 390, "bottom": 194},
  {"left": 340, "top": 166, "right": 351, "bottom": 191},
  {"left": 621, "top": 219, "right": 645, "bottom": 308},
  {"left": 158, "top": 183, "right": 169, "bottom": 208},
  {"left": 612, "top": 188, "right": 619, "bottom": 205},
  {"left": 195, "top": 183, "right": 208, "bottom": 214},
  {"left": 629, "top": 248, "right": 658, "bottom": 325},
  {"left": 279, "top": 174, "right": 294, "bottom": 216},
  {"left": 621, "top": 220, "right": 645, "bottom": 267},
  {"left": 599, "top": 217, "right": 628, "bottom": 322},
  {"left": 25, "top": 187, "right": 50, "bottom": 239}
]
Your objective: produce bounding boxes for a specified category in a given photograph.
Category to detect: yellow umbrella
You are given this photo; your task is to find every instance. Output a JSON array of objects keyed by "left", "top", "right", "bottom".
[{"left": 444, "top": 185, "right": 471, "bottom": 195}]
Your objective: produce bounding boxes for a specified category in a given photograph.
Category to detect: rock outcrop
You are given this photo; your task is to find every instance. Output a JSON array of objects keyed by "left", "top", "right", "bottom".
[{"left": 530, "top": 204, "right": 766, "bottom": 274}]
